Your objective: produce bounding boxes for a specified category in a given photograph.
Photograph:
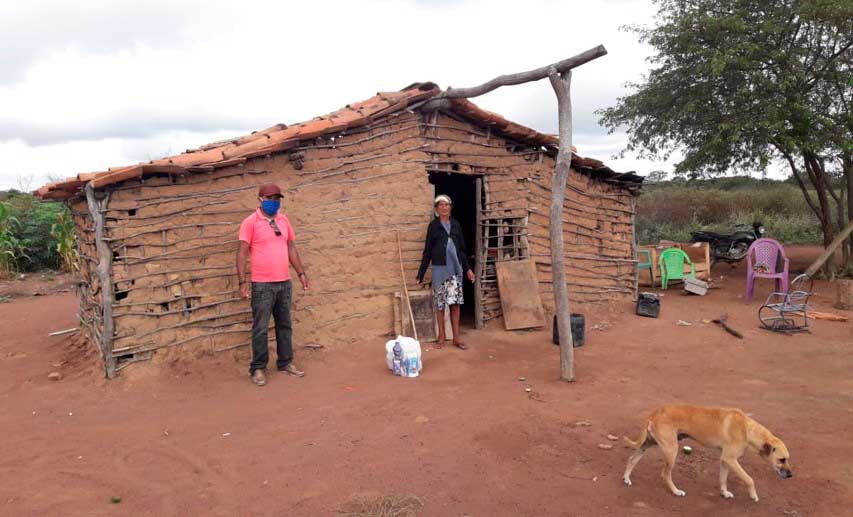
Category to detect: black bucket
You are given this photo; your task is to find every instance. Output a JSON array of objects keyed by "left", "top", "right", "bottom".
[
  {"left": 552, "top": 314, "right": 585, "bottom": 347},
  {"left": 636, "top": 292, "right": 660, "bottom": 318}
]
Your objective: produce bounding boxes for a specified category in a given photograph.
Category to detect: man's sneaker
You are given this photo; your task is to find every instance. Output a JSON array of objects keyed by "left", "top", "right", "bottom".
[
  {"left": 279, "top": 363, "right": 305, "bottom": 377},
  {"left": 251, "top": 369, "right": 267, "bottom": 386}
]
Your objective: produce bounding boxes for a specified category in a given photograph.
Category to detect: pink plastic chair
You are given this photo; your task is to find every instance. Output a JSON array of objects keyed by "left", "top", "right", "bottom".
[{"left": 746, "top": 238, "right": 789, "bottom": 301}]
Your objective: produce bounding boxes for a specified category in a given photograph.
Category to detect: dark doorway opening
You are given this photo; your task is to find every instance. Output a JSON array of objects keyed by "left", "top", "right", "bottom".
[{"left": 428, "top": 171, "right": 478, "bottom": 323}]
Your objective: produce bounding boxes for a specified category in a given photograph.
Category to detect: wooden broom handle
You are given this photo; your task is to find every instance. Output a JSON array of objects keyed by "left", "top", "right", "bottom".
[{"left": 396, "top": 230, "right": 418, "bottom": 340}]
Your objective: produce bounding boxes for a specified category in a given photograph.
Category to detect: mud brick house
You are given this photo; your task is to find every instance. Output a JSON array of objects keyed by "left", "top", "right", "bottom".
[{"left": 36, "top": 82, "right": 643, "bottom": 377}]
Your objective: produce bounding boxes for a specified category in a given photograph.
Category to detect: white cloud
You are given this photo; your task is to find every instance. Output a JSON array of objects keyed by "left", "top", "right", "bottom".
[
  {"left": 1, "top": 0, "right": 666, "bottom": 190},
  {"left": 0, "top": 129, "right": 241, "bottom": 184}
]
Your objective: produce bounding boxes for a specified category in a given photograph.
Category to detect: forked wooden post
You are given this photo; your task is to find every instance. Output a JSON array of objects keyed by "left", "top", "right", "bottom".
[
  {"left": 548, "top": 68, "right": 577, "bottom": 381},
  {"left": 431, "top": 45, "right": 608, "bottom": 381},
  {"left": 85, "top": 183, "right": 117, "bottom": 378}
]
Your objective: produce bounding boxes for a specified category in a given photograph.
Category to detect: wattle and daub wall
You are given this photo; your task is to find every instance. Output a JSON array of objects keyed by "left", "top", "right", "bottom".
[{"left": 70, "top": 110, "right": 636, "bottom": 373}]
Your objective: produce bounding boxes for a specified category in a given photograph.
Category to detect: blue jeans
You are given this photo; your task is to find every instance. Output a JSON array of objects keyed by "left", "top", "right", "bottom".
[{"left": 250, "top": 281, "right": 293, "bottom": 374}]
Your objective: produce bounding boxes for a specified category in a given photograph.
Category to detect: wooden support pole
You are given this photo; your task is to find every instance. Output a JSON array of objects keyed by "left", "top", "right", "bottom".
[
  {"left": 85, "top": 183, "right": 118, "bottom": 378},
  {"left": 474, "top": 177, "right": 484, "bottom": 329},
  {"left": 549, "top": 68, "right": 576, "bottom": 382},
  {"left": 805, "top": 220, "right": 853, "bottom": 277},
  {"left": 847, "top": 159, "right": 853, "bottom": 263}
]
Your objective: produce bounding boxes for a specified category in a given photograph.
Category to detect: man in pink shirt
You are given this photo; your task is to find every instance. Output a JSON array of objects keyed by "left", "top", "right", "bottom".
[{"left": 237, "top": 183, "right": 310, "bottom": 386}]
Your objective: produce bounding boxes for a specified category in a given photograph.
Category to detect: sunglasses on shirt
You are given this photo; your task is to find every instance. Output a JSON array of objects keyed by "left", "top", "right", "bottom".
[{"left": 268, "top": 219, "right": 282, "bottom": 236}]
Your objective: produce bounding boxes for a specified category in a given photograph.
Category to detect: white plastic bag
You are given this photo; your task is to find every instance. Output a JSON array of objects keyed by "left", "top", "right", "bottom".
[
  {"left": 384, "top": 338, "right": 398, "bottom": 371},
  {"left": 384, "top": 335, "right": 422, "bottom": 377},
  {"left": 398, "top": 336, "right": 422, "bottom": 377}
]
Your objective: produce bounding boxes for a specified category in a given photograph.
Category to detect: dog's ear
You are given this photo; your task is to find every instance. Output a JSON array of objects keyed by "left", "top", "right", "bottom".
[{"left": 760, "top": 443, "right": 773, "bottom": 457}]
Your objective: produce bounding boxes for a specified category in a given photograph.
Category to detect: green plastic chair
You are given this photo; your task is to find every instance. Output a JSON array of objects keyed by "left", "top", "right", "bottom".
[
  {"left": 659, "top": 248, "right": 695, "bottom": 289},
  {"left": 637, "top": 249, "right": 655, "bottom": 286}
]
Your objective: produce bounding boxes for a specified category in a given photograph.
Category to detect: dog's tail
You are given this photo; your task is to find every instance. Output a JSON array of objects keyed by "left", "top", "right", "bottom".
[{"left": 624, "top": 421, "right": 650, "bottom": 449}]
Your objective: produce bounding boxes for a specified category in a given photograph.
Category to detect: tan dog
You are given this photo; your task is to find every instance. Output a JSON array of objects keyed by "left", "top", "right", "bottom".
[{"left": 623, "top": 404, "right": 792, "bottom": 502}]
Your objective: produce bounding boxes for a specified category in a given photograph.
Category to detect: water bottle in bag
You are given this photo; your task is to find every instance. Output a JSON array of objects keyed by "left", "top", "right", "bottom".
[{"left": 392, "top": 341, "right": 403, "bottom": 376}]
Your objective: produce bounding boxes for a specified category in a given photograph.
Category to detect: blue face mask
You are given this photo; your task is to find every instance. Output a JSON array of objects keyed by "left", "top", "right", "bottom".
[{"left": 261, "top": 199, "right": 281, "bottom": 215}]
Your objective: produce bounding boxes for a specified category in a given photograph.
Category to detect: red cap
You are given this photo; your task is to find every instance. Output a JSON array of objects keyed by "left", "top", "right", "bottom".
[{"left": 257, "top": 183, "right": 283, "bottom": 198}]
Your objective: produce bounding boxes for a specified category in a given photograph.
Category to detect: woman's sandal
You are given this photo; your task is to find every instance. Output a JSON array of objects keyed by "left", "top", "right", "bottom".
[
  {"left": 453, "top": 341, "right": 468, "bottom": 350},
  {"left": 434, "top": 339, "right": 445, "bottom": 349}
]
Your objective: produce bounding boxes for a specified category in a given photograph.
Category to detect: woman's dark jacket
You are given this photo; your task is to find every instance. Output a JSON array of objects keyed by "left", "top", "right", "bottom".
[{"left": 416, "top": 218, "right": 470, "bottom": 282}]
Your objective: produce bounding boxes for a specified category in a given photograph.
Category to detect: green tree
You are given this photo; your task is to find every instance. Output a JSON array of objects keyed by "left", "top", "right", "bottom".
[{"left": 599, "top": 0, "right": 852, "bottom": 270}]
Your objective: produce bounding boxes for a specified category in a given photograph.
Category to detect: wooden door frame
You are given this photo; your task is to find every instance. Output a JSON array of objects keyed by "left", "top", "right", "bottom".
[{"left": 430, "top": 172, "right": 485, "bottom": 329}]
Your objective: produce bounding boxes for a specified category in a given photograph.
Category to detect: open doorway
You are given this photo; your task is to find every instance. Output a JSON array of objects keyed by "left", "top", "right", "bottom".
[{"left": 428, "top": 171, "right": 479, "bottom": 325}]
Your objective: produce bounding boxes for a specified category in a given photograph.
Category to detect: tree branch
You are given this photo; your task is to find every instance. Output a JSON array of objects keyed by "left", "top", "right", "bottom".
[
  {"left": 434, "top": 45, "right": 607, "bottom": 100},
  {"left": 779, "top": 146, "right": 821, "bottom": 219},
  {"left": 827, "top": 176, "right": 842, "bottom": 204}
]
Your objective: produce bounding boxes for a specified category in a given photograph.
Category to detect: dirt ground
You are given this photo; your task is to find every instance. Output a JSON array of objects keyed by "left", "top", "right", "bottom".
[
  {"left": 0, "top": 270, "right": 77, "bottom": 300},
  {"left": 1, "top": 246, "right": 852, "bottom": 516}
]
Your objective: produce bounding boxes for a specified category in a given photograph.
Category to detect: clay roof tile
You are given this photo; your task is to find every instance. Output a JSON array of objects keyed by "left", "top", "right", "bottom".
[{"left": 33, "top": 81, "right": 632, "bottom": 199}]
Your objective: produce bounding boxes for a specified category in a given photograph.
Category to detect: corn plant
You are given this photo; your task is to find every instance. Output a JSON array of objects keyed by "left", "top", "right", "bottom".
[
  {"left": 51, "top": 208, "right": 79, "bottom": 273},
  {"left": 0, "top": 201, "right": 27, "bottom": 277}
]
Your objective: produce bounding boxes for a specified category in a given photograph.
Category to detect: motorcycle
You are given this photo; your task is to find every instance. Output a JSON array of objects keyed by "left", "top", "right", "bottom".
[{"left": 690, "top": 222, "right": 765, "bottom": 264}]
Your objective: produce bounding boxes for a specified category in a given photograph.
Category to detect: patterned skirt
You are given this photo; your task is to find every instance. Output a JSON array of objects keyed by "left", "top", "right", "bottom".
[{"left": 433, "top": 275, "right": 464, "bottom": 311}]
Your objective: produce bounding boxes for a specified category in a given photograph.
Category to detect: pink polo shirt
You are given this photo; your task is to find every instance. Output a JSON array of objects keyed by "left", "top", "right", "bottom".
[{"left": 238, "top": 208, "right": 296, "bottom": 282}]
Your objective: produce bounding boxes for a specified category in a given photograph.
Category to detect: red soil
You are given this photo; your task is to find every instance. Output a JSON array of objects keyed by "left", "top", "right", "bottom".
[
  {"left": 1, "top": 246, "right": 851, "bottom": 516},
  {"left": 0, "top": 270, "right": 77, "bottom": 299}
]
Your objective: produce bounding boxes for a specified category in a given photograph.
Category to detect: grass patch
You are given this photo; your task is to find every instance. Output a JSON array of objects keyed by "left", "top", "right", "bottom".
[{"left": 338, "top": 494, "right": 424, "bottom": 517}]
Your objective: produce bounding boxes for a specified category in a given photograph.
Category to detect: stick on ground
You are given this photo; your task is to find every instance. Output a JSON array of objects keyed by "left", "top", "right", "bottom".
[
  {"left": 48, "top": 327, "right": 79, "bottom": 337},
  {"left": 712, "top": 314, "right": 743, "bottom": 339}
]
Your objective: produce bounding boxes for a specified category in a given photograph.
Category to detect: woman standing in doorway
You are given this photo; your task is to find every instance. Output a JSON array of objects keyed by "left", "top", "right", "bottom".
[{"left": 416, "top": 195, "right": 476, "bottom": 349}]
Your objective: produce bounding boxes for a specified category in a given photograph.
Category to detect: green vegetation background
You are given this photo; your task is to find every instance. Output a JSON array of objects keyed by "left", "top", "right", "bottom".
[
  {"left": 1, "top": 190, "right": 76, "bottom": 276},
  {"left": 635, "top": 177, "right": 825, "bottom": 246}
]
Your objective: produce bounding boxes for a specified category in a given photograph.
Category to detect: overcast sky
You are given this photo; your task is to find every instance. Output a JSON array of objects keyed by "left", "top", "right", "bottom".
[{"left": 0, "top": 0, "right": 679, "bottom": 191}]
